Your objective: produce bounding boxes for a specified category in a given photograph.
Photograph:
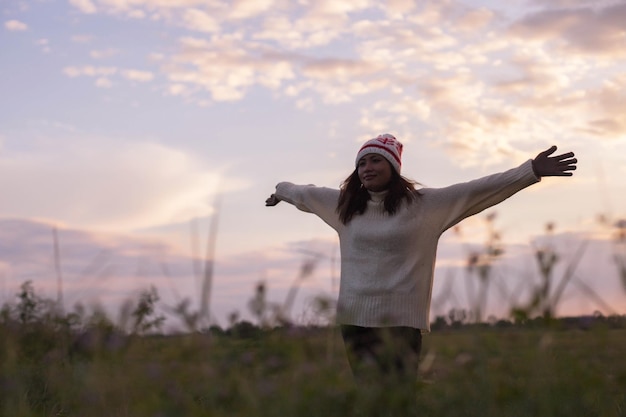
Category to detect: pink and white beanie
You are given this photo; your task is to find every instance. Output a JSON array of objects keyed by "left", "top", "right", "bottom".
[{"left": 355, "top": 134, "right": 403, "bottom": 174}]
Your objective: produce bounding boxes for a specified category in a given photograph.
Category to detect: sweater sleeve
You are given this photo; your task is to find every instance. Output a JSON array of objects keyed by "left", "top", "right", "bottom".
[
  {"left": 274, "top": 182, "right": 342, "bottom": 231},
  {"left": 424, "top": 159, "right": 540, "bottom": 232}
]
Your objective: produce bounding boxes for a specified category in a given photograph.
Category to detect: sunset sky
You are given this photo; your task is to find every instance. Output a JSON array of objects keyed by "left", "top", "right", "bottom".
[{"left": 2, "top": 0, "right": 625, "bottom": 329}]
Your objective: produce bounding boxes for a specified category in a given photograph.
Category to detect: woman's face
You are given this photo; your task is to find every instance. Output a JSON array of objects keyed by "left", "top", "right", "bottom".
[{"left": 357, "top": 153, "right": 393, "bottom": 192}]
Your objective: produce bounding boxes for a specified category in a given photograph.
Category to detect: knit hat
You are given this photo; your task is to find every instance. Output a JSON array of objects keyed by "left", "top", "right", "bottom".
[{"left": 355, "top": 134, "right": 403, "bottom": 174}]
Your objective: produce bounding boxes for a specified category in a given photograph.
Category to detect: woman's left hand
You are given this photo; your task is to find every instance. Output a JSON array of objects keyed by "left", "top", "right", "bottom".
[{"left": 532, "top": 145, "right": 577, "bottom": 177}]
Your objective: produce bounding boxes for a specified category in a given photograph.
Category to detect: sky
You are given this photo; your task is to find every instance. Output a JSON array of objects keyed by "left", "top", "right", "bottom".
[{"left": 1, "top": 0, "right": 626, "bottom": 330}]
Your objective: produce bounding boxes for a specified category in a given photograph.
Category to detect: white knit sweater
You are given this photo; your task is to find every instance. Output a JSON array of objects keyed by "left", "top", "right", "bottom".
[{"left": 275, "top": 160, "right": 540, "bottom": 332}]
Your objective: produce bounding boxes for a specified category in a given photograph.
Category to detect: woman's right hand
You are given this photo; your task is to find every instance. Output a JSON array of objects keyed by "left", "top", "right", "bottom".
[
  {"left": 265, "top": 194, "right": 281, "bottom": 206},
  {"left": 532, "top": 145, "right": 577, "bottom": 177}
]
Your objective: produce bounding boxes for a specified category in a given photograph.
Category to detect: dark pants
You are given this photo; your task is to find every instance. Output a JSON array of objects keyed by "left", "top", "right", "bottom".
[
  {"left": 341, "top": 325, "right": 422, "bottom": 415},
  {"left": 341, "top": 325, "right": 422, "bottom": 376}
]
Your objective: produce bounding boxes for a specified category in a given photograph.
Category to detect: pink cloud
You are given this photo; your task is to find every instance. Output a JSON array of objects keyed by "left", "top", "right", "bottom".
[{"left": 509, "top": 3, "right": 626, "bottom": 56}]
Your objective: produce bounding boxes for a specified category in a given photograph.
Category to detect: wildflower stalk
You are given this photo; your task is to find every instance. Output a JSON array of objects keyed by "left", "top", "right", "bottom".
[
  {"left": 614, "top": 219, "right": 626, "bottom": 292},
  {"left": 52, "top": 226, "right": 64, "bottom": 312},
  {"left": 282, "top": 257, "right": 317, "bottom": 320},
  {"left": 199, "top": 195, "right": 221, "bottom": 328},
  {"left": 549, "top": 240, "right": 588, "bottom": 312},
  {"left": 465, "top": 213, "right": 503, "bottom": 323}
]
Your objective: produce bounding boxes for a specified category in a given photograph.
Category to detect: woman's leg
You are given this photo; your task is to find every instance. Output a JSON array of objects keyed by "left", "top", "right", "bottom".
[
  {"left": 340, "top": 325, "right": 422, "bottom": 377},
  {"left": 341, "top": 325, "right": 422, "bottom": 415},
  {"left": 340, "top": 325, "right": 382, "bottom": 377},
  {"left": 386, "top": 326, "right": 422, "bottom": 375}
]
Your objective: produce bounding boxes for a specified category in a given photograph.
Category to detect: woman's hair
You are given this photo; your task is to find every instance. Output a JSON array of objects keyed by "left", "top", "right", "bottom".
[{"left": 336, "top": 168, "right": 419, "bottom": 224}]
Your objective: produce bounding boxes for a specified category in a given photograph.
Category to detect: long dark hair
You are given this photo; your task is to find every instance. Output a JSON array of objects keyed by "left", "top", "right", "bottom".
[{"left": 336, "top": 168, "right": 419, "bottom": 224}]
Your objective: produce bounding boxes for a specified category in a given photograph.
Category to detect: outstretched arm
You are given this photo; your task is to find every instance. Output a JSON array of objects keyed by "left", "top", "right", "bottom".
[
  {"left": 532, "top": 145, "right": 577, "bottom": 177},
  {"left": 264, "top": 183, "right": 342, "bottom": 230}
]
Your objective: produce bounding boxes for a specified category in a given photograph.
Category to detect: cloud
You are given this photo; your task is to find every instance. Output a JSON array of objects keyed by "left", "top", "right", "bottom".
[
  {"left": 5, "top": 20, "right": 28, "bottom": 31},
  {"left": 0, "top": 218, "right": 195, "bottom": 318},
  {"left": 90, "top": 48, "right": 119, "bottom": 59},
  {"left": 484, "top": 52, "right": 626, "bottom": 139},
  {"left": 301, "top": 58, "right": 383, "bottom": 80},
  {"left": 63, "top": 66, "right": 118, "bottom": 77},
  {"left": 0, "top": 139, "right": 248, "bottom": 232},
  {"left": 0, "top": 218, "right": 337, "bottom": 327},
  {"left": 95, "top": 77, "right": 113, "bottom": 88},
  {"left": 69, "top": 0, "right": 97, "bottom": 14},
  {"left": 229, "top": 0, "right": 276, "bottom": 19},
  {"left": 525, "top": 0, "right": 619, "bottom": 9},
  {"left": 63, "top": 66, "right": 155, "bottom": 86},
  {"left": 71, "top": 34, "right": 93, "bottom": 43},
  {"left": 576, "top": 74, "right": 626, "bottom": 137},
  {"left": 311, "top": 0, "right": 372, "bottom": 16},
  {"left": 254, "top": 17, "right": 343, "bottom": 49},
  {"left": 127, "top": 9, "right": 146, "bottom": 19},
  {"left": 163, "top": 35, "right": 296, "bottom": 101},
  {"left": 167, "top": 83, "right": 188, "bottom": 96},
  {"left": 182, "top": 8, "right": 220, "bottom": 32},
  {"left": 2, "top": 216, "right": 622, "bottom": 328},
  {"left": 122, "top": 69, "right": 154, "bottom": 82},
  {"left": 55, "top": 0, "right": 626, "bottom": 164},
  {"left": 509, "top": 2, "right": 626, "bottom": 57},
  {"left": 455, "top": 7, "right": 495, "bottom": 32},
  {"left": 378, "top": 0, "right": 411, "bottom": 18}
]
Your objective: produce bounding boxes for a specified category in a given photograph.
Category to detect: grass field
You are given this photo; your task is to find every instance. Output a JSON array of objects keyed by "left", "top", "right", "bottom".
[{"left": 2, "top": 304, "right": 626, "bottom": 417}]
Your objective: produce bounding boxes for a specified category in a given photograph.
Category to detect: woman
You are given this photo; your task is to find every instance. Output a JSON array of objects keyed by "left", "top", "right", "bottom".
[{"left": 265, "top": 134, "right": 577, "bottom": 382}]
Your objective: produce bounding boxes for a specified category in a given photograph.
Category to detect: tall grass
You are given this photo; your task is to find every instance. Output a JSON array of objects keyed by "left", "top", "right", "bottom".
[
  {"left": 1, "top": 283, "right": 625, "bottom": 416},
  {"left": 612, "top": 219, "right": 626, "bottom": 292}
]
